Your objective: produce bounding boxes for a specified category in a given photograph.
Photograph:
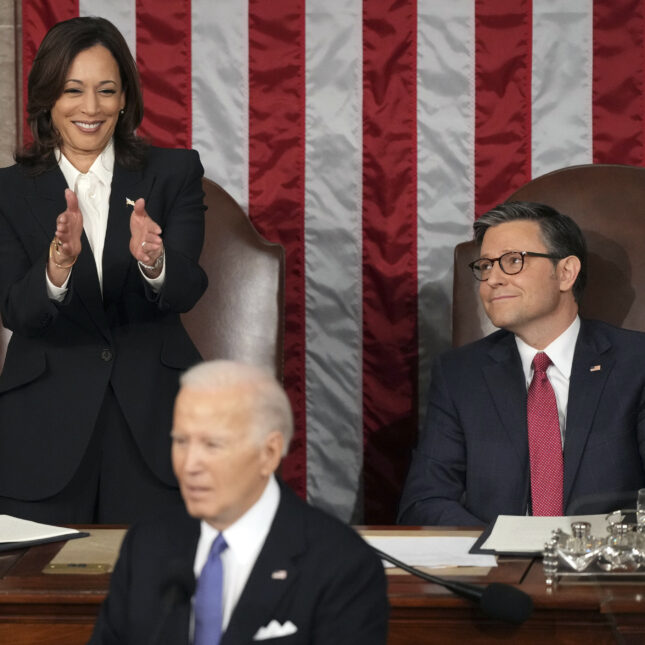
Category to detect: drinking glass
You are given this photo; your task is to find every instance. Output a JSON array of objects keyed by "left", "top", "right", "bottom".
[{"left": 637, "top": 488, "right": 645, "bottom": 525}]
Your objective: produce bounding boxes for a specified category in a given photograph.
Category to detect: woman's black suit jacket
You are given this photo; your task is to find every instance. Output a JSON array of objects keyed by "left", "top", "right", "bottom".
[{"left": 0, "top": 146, "right": 207, "bottom": 500}]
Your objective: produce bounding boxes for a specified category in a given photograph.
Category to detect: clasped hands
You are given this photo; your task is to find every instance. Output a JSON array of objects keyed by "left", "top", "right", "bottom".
[{"left": 48, "top": 188, "right": 164, "bottom": 285}]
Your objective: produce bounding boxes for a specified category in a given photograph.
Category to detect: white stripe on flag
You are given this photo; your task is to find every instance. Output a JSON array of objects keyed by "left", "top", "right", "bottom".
[
  {"left": 79, "top": 0, "right": 136, "bottom": 57},
  {"left": 531, "top": 0, "right": 593, "bottom": 177},
  {"left": 191, "top": 0, "right": 249, "bottom": 210},
  {"left": 417, "top": 1, "right": 475, "bottom": 409},
  {"left": 304, "top": 0, "right": 363, "bottom": 523}
]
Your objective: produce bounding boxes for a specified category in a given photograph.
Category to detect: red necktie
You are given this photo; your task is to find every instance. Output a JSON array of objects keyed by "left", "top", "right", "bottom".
[{"left": 527, "top": 352, "right": 563, "bottom": 516}]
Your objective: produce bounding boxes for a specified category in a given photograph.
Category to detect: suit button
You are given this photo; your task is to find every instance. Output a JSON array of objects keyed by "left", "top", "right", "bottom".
[{"left": 101, "top": 349, "right": 113, "bottom": 362}]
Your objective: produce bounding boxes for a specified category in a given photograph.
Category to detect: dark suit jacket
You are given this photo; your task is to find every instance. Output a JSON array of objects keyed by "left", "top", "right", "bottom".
[
  {"left": 398, "top": 319, "right": 645, "bottom": 526},
  {"left": 89, "top": 481, "right": 389, "bottom": 645},
  {"left": 0, "top": 147, "right": 207, "bottom": 499}
]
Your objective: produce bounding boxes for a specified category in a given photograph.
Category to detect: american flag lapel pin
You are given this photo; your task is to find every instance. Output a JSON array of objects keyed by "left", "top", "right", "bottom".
[
  {"left": 271, "top": 569, "right": 288, "bottom": 580},
  {"left": 590, "top": 364, "right": 601, "bottom": 372}
]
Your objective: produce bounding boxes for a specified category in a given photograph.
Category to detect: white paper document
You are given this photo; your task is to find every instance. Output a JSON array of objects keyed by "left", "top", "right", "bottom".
[
  {"left": 363, "top": 535, "right": 497, "bottom": 568},
  {"left": 481, "top": 514, "right": 609, "bottom": 553},
  {"left": 0, "top": 514, "right": 81, "bottom": 543}
]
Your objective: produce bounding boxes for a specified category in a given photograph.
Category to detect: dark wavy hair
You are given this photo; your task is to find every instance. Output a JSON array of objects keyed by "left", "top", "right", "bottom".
[
  {"left": 473, "top": 201, "right": 587, "bottom": 302},
  {"left": 16, "top": 16, "right": 148, "bottom": 173}
]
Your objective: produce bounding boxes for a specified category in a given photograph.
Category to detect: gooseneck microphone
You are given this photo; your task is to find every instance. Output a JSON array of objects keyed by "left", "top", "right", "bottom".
[
  {"left": 373, "top": 547, "right": 533, "bottom": 624},
  {"left": 150, "top": 560, "right": 196, "bottom": 645}
]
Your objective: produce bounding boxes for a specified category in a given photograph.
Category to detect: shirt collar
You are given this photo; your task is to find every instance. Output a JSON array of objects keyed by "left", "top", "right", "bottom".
[
  {"left": 515, "top": 315, "right": 581, "bottom": 381},
  {"left": 56, "top": 139, "right": 115, "bottom": 190},
  {"left": 199, "top": 475, "right": 281, "bottom": 565}
]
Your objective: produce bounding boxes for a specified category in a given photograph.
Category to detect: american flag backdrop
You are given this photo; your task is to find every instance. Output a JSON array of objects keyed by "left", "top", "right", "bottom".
[{"left": 21, "top": 0, "right": 645, "bottom": 523}]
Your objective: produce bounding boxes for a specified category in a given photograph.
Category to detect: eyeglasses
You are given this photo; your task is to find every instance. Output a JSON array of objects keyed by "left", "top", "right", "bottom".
[{"left": 469, "top": 251, "right": 563, "bottom": 281}]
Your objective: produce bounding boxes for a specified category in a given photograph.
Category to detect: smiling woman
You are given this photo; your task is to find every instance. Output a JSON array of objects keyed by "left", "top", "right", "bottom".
[
  {"left": 0, "top": 17, "right": 208, "bottom": 525},
  {"left": 50, "top": 45, "right": 125, "bottom": 173}
]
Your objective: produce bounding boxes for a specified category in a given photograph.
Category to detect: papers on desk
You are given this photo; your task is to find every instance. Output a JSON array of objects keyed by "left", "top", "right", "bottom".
[
  {"left": 476, "top": 514, "right": 609, "bottom": 555},
  {"left": 363, "top": 535, "right": 497, "bottom": 568},
  {"left": 0, "top": 515, "right": 87, "bottom": 552}
]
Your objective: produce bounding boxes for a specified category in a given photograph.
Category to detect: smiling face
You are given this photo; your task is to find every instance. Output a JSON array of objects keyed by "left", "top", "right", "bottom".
[
  {"left": 50, "top": 44, "right": 125, "bottom": 172},
  {"left": 171, "top": 385, "right": 283, "bottom": 531},
  {"left": 478, "top": 219, "right": 579, "bottom": 348}
]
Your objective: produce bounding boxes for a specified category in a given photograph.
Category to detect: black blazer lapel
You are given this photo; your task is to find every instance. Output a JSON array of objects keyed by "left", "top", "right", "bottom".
[
  {"left": 23, "top": 167, "right": 68, "bottom": 240},
  {"left": 563, "top": 322, "right": 613, "bottom": 508},
  {"left": 222, "top": 486, "right": 306, "bottom": 644},
  {"left": 482, "top": 333, "right": 529, "bottom": 463},
  {"left": 25, "top": 168, "right": 108, "bottom": 339},
  {"left": 101, "top": 164, "right": 155, "bottom": 304}
]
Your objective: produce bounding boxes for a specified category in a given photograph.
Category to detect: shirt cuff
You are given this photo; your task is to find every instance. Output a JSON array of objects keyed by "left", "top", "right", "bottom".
[
  {"left": 138, "top": 258, "right": 166, "bottom": 292},
  {"left": 46, "top": 267, "right": 71, "bottom": 301}
]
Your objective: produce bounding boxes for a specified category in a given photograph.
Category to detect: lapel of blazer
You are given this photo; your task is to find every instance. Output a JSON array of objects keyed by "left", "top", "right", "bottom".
[
  {"left": 563, "top": 320, "right": 613, "bottom": 508},
  {"left": 158, "top": 513, "right": 200, "bottom": 645},
  {"left": 101, "top": 161, "right": 156, "bottom": 304},
  {"left": 482, "top": 332, "right": 529, "bottom": 462},
  {"left": 25, "top": 167, "right": 109, "bottom": 338},
  {"left": 222, "top": 483, "right": 306, "bottom": 644}
]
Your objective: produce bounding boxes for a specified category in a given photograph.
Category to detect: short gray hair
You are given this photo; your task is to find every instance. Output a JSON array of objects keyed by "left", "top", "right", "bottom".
[{"left": 179, "top": 360, "right": 293, "bottom": 454}]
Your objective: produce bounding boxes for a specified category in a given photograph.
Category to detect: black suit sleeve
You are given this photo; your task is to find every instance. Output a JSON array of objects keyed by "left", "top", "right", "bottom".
[
  {"left": 0, "top": 168, "right": 64, "bottom": 337},
  {"left": 311, "top": 530, "right": 389, "bottom": 645},
  {"left": 150, "top": 149, "right": 208, "bottom": 313},
  {"left": 398, "top": 355, "right": 484, "bottom": 526},
  {"left": 88, "top": 529, "right": 134, "bottom": 645}
]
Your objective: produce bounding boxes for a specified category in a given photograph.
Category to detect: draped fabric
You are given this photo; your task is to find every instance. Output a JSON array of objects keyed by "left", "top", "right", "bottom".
[{"left": 21, "top": 0, "right": 645, "bottom": 523}]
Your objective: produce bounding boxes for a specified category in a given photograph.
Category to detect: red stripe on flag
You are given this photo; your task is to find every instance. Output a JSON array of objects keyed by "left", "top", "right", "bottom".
[
  {"left": 362, "top": 0, "right": 418, "bottom": 523},
  {"left": 135, "top": 0, "right": 192, "bottom": 148},
  {"left": 21, "top": 0, "right": 78, "bottom": 144},
  {"left": 247, "top": 0, "right": 307, "bottom": 498},
  {"left": 474, "top": 0, "right": 532, "bottom": 216},
  {"left": 593, "top": 0, "right": 645, "bottom": 165}
]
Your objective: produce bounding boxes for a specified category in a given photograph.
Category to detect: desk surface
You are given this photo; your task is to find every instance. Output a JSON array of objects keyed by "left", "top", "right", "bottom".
[{"left": 1, "top": 527, "right": 645, "bottom": 644}]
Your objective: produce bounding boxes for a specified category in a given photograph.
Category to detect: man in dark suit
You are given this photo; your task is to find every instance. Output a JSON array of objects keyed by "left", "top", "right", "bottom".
[
  {"left": 89, "top": 360, "right": 389, "bottom": 645},
  {"left": 399, "top": 202, "right": 645, "bottom": 526}
]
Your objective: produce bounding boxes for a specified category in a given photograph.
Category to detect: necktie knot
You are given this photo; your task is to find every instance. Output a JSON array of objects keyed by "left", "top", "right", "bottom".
[
  {"left": 209, "top": 533, "right": 228, "bottom": 559},
  {"left": 532, "top": 351, "right": 551, "bottom": 374}
]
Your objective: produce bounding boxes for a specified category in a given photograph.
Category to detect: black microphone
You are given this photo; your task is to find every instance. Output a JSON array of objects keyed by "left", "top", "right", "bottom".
[
  {"left": 373, "top": 547, "right": 533, "bottom": 624},
  {"left": 150, "top": 560, "right": 196, "bottom": 645}
]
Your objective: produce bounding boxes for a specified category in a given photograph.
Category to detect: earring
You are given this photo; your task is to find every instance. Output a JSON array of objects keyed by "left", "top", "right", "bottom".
[{"left": 120, "top": 108, "right": 125, "bottom": 115}]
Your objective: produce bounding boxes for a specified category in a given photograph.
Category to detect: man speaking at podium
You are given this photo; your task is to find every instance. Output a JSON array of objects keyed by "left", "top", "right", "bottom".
[
  {"left": 90, "top": 360, "right": 388, "bottom": 645},
  {"left": 399, "top": 202, "right": 645, "bottom": 526}
]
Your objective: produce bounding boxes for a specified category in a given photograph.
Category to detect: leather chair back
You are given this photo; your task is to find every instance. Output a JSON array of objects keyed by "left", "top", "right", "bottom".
[
  {"left": 0, "top": 179, "right": 285, "bottom": 379},
  {"left": 452, "top": 164, "right": 645, "bottom": 347},
  {"left": 181, "top": 178, "right": 285, "bottom": 379}
]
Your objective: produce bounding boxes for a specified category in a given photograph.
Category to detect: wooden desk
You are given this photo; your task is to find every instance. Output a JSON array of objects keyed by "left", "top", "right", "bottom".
[{"left": 1, "top": 529, "right": 645, "bottom": 644}]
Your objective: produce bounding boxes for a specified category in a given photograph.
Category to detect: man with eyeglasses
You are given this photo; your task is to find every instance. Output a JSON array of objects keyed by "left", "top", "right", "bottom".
[{"left": 398, "top": 201, "right": 645, "bottom": 526}]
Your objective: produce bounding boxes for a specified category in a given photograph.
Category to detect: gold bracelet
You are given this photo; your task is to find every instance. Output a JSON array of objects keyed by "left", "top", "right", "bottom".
[{"left": 49, "top": 237, "right": 77, "bottom": 270}]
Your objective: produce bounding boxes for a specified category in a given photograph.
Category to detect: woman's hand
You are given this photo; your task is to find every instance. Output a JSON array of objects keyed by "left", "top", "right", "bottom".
[
  {"left": 47, "top": 188, "right": 83, "bottom": 286},
  {"left": 129, "top": 198, "right": 164, "bottom": 277}
]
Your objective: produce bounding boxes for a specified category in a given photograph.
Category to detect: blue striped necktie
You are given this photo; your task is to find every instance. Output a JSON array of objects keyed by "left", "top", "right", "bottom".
[{"left": 194, "top": 533, "right": 228, "bottom": 645}]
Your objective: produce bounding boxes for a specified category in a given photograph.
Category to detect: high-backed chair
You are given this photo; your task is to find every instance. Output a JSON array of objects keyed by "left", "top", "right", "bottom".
[
  {"left": 181, "top": 178, "right": 285, "bottom": 379},
  {"left": 0, "top": 178, "right": 285, "bottom": 379},
  {"left": 452, "top": 164, "right": 645, "bottom": 347}
]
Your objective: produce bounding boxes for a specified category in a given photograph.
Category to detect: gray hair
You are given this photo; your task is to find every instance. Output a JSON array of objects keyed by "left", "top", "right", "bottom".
[{"left": 179, "top": 360, "right": 293, "bottom": 455}]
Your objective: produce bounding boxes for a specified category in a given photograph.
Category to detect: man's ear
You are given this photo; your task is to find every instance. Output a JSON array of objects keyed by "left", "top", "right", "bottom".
[
  {"left": 260, "top": 430, "right": 284, "bottom": 476},
  {"left": 558, "top": 255, "right": 581, "bottom": 293}
]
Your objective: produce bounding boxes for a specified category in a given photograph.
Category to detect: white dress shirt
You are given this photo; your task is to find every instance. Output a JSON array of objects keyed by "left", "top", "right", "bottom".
[
  {"left": 515, "top": 315, "right": 581, "bottom": 446},
  {"left": 193, "top": 475, "right": 281, "bottom": 633},
  {"left": 48, "top": 141, "right": 164, "bottom": 300}
]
